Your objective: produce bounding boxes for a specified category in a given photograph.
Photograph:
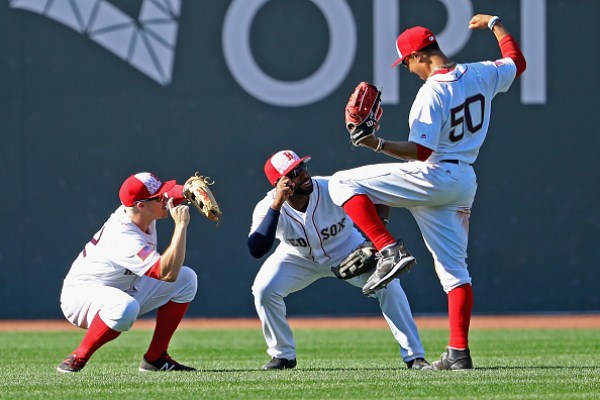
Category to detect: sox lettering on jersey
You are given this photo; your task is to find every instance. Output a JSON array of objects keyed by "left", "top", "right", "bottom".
[
  {"left": 285, "top": 218, "right": 347, "bottom": 248},
  {"left": 320, "top": 218, "right": 346, "bottom": 240}
]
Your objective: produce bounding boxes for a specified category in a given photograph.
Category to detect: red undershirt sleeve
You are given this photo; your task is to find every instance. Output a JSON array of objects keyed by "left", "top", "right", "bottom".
[
  {"left": 416, "top": 143, "right": 433, "bottom": 161},
  {"left": 144, "top": 259, "right": 162, "bottom": 279},
  {"left": 499, "top": 35, "right": 526, "bottom": 78}
]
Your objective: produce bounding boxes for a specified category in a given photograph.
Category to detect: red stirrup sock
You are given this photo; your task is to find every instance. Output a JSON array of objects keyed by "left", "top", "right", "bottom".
[
  {"left": 447, "top": 283, "right": 474, "bottom": 349},
  {"left": 74, "top": 312, "right": 121, "bottom": 360},
  {"left": 342, "top": 194, "right": 396, "bottom": 251},
  {"left": 144, "top": 301, "right": 190, "bottom": 361}
]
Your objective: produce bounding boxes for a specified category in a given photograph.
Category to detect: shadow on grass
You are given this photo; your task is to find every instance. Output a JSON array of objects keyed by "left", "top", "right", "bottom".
[
  {"left": 477, "top": 366, "right": 600, "bottom": 370},
  {"left": 197, "top": 365, "right": 600, "bottom": 373},
  {"left": 199, "top": 367, "right": 408, "bottom": 372}
]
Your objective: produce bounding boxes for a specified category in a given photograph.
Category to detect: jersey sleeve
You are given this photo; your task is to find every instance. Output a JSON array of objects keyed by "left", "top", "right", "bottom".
[
  {"left": 247, "top": 207, "right": 280, "bottom": 258},
  {"left": 407, "top": 85, "right": 445, "bottom": 151},
  {"left": 481, "top": 58, "right": 517, "bottom": 96}
]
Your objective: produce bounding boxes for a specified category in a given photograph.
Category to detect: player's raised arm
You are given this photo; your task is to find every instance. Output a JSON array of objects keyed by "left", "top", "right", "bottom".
[
  {"left": 158, "top": 198, "right": 189, "bottom": 282},
  {"left": 469, "top": 14, "right": 526, "bottom": 78}
]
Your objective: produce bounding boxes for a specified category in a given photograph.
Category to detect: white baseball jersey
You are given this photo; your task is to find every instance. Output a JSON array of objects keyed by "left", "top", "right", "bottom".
[
  {"left": 329, "top": 58, "right": 518, "bottom": 292},
  {"left": 64, "top": 206, "right": 160, "bottom": 290},
  {"left": 60, "top": 206, "right": 197, "bottom": 331},
  {"left": 250, "top": 177, "right": 365, "bottom": 266},
  {"left": 409, "top": 58, "right": 517, "bottom": 164}
]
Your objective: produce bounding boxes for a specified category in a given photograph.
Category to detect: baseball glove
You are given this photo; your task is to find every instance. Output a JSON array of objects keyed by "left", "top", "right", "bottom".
[
  {"left": 331, "top": 242, "right": 377, "bottom": 280},
  {"left": 344, "top": 82, "right": 383, "bottom": 146},
  {"left": 182, "top": 172, "right": 222, "bottom": 223}
]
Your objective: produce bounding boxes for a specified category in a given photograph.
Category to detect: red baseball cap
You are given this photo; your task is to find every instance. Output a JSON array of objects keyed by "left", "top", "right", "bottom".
[
  {"left": 119, "top": 172, "right": 176, "bottom": 206},
  {"left": 391, "top": 26, "right": 437, "bottom": 68},
  {"left": 264, "top": 150, "right": 311, "bottom": 185}
]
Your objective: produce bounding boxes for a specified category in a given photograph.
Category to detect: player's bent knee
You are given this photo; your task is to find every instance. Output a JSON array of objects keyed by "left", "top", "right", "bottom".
[
  {"left": 251, "top": 284, "right": 267, "bottom": 304},
  {"left": 328, "top": 172, "right": 362, "bottom": 206},
  {"left": 251, "top": 282, "right": 282, "bottom": 306},
  {"left": 100, "top": 297, "right": 140, "bottom": 332},
  {"left": 173, "top": 266, "right": 198, "bottom": 302}
]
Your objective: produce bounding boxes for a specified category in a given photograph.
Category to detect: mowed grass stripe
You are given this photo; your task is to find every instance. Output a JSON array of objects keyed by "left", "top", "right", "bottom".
[{"left": 0, "top": 329, "right": 598, "bottom": 399}]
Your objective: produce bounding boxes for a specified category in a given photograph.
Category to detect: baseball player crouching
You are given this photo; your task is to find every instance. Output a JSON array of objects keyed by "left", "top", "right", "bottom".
[
  {"left": 248, "top": 150, "right": 430, "bottom": 370},
  {"left": 57, "top": 172, "right": 197, "bottom": 373}
]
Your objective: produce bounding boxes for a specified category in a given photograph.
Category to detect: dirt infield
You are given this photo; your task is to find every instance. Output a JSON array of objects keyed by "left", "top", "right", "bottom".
[{"left": 1, "top": 314, "right": 599, "bottom": 331}]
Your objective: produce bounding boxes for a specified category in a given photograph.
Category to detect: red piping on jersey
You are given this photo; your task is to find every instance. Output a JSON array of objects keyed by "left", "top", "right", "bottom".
[
  {"left": 310, "top": 180, "right": 331, "bottom": 260},
  {"left": 428, "top": 65, "right": 468, "bottom": 83},
  {"left": 283, "top": 209, "right": 314, "bottom": 261},
  {"left": 499, "top": 35, "right": 526, "bottom": 78},
  {"left": 429, "top": 64, "right": 457, "bottom": 77}
]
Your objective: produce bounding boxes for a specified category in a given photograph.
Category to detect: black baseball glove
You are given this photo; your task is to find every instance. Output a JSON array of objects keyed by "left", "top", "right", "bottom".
[{"left": 331, "top": 242, "right": 377, "bottom": 280}]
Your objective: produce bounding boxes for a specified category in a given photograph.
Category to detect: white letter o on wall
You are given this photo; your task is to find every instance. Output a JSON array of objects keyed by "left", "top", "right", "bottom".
[{"left": 223, "top": 0, "right": 356, "bottom": 107}]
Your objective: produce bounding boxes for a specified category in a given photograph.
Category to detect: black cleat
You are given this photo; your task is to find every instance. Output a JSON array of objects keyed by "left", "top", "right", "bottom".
[
  {"left": 432, "top": 347, "right": 473, "bottom": 371},
  {"left": 406, "top": 358, "right": 433, "bottom": 370},
  {"left": 139, "top": 352, "right": 196, "bottom": 372},
  {"left": 261, "top": 357, "right": 297, "bottom": 370},
  {"left": 363, "top": 241, "right": 416, "bottom": 295},
  {"left": 57, "top": 354, "right": 88, "bottom": 373}
]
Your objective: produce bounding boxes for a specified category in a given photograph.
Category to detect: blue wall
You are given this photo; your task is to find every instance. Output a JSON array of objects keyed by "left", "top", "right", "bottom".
[{"left": 1, "top": 0, "right": 598, "bottom": 319}]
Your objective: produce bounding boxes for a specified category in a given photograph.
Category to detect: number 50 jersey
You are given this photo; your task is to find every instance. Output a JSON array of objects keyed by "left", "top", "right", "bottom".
[{"left": 409, "top": 58, "right": 517, "bottom": 165}]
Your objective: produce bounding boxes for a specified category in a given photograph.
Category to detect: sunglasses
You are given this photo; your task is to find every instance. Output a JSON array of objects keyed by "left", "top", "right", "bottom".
[
  {"left": 286, "top": 162, "right": 308, "bottom": 179},
  {"left": 136, "top": 195, "right": 165, "bottom": 204}
]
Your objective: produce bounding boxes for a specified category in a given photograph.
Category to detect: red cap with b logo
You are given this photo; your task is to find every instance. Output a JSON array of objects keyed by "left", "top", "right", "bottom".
[{"left": 264, "top": 150, "right": 311, "bottom": 185}]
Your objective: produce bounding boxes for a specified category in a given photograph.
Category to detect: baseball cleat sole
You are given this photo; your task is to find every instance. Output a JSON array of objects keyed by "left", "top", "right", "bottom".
[{"left": 362, "top": 257, "right": 416, "bottom": 295}]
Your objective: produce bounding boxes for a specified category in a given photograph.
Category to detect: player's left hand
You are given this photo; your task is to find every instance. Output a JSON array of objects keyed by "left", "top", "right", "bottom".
[
  {"left": 345, "top": 82, "right": 383, "bottom": 147},
  {"left": 332, "top": 242, "right": 377, "bottom": 279}
]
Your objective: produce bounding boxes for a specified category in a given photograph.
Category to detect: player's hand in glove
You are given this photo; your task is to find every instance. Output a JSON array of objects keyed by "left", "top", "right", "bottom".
[
  {"left": 183, "top": 172, "right": 222, "bottom": 223},
  {"left": 345, "top": 82, "right": 383, "bottom": 147},
  {"left": 331, "top": 241, "right": 377, "bottom": 280}
]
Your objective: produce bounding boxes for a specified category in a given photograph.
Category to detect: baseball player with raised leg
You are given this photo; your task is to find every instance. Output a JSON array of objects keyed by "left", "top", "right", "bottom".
[
  {"left": 248, "top": 150, "right": 430, "bottom": 370},
  {"left": 329, "top": 14, "right": 526, "bottom": 370}
]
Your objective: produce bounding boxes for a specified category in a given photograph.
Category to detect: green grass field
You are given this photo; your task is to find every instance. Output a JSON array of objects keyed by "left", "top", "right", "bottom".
[{"left": 0, "top": 327, "right": 598, "bottom": 399}]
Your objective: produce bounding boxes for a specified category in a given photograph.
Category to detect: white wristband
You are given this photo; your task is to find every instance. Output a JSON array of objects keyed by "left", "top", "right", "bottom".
[
  {"left": 375, "top": 137, "right": 385, "bottom": 152},
  {"left": 488, "top": 16, "right": 501, "bottom": 31}
]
